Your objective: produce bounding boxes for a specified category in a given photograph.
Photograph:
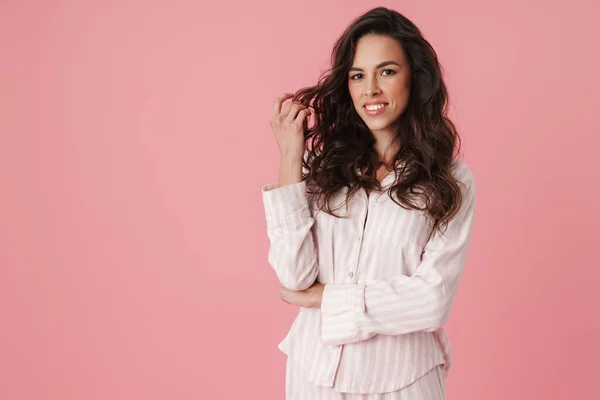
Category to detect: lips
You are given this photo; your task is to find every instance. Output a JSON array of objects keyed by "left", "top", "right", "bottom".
[{"left": 363, "top": 103, "right": 388, "bottom": 116}]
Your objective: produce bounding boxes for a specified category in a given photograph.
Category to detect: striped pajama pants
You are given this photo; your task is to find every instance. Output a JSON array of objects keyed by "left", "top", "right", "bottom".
[{"left": 285, "top": 357, "right": 446, "bottom": 400}]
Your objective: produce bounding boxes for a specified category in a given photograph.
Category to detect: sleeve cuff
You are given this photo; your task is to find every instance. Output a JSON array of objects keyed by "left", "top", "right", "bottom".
[
  {"left": 261, "top": 180, "right": 310, "bottom": 227},
  {"left": 320, "top": 283, "right": 366, "bottom": 345}
]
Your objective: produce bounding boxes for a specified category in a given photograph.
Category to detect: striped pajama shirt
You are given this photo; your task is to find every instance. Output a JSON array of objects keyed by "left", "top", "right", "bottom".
[
  {"left": 261, "top": 157, "right": 476, "bottom": 398},
  {"left": 286, "top": 356, "right": 446, "bottom": 399}
]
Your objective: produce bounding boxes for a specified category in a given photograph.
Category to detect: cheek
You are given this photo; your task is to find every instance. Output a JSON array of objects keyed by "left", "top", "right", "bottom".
[
  {"left": 389, "top": 82, "right": 410, "bottom": 100},
  {"left": 400, "top": 79, "right": 413, "bottom": 97},
  {"left": 348, "top": 86, "right": 360, "bottom": 106}
]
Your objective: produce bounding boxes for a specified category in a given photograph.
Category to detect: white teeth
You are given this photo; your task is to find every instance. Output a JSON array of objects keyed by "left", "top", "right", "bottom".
[{"left": 365, "top": 103, "right": 386, "bottom": 111}]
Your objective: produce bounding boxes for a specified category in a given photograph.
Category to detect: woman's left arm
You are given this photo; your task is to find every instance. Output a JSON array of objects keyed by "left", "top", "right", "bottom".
[{"left": 315, "top": 178, "right": 477, "bottom": 346}]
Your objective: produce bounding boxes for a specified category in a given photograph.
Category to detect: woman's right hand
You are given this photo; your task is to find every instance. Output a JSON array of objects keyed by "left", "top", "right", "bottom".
[{"left": 270, "top": 92, "right": 311, "bottom": 163}]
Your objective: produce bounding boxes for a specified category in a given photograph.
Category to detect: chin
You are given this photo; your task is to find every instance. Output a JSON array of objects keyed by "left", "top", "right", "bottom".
[{"left": 364, "top": 119, "right": 395, "bottom": 131}]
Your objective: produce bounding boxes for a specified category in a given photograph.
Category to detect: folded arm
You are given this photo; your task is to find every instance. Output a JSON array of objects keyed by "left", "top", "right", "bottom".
[
  {"left": 262, "top": 180, "right": 319, "bottom": 291},
  {"left": 320, "top": 178, "right": 477, "bottom": 345}
]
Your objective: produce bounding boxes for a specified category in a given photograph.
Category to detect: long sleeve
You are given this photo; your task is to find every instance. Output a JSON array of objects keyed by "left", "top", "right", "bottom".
[
  {"left": 261, "top": 180, "right": 319, "bottom": 291},
  {"left": 320, "top": 177, "right": 476, "bottom": 346}
]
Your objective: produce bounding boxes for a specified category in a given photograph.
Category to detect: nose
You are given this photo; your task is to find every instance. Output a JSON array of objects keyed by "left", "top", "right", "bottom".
[{"left": 364, "top": 76, "right": 381, "bottom": 97}]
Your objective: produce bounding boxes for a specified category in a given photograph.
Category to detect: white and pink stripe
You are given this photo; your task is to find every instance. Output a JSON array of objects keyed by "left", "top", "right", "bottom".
[{"left": 261, "top": 158, "right": 476, "bottom": 395}]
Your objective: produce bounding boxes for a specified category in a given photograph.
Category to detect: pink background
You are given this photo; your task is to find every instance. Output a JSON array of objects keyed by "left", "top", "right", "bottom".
[{"left": 1, "top": 1, "right": 599, "bottom": 399}]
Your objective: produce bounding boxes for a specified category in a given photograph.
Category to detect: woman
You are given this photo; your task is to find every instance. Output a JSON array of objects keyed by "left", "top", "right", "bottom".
[{"left": 261, "top": 6, "right": 476, "bottom": 399}]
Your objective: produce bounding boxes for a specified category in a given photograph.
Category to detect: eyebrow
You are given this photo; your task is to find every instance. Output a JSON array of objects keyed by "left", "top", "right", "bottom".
[{"left": 349, "top": 61, "right": 401, "bottom": 72}]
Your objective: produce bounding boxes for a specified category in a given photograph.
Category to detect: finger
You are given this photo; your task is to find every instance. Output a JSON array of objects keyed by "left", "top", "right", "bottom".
[
  {"left": 280, "top": 287, "right": 292, "bottom": 304},
  {"left": 272, "top": 93, "right": 294, "bottom": 117},
  {"left": 280, "top": 288, "right": 299, "bottom": 305},
  {"left": 284, "top": 103, "right": 307, "bottom": 122},
  {"left": 280, "top": 100, "right": 298, "bottom": 118},
  {"left": 286, "top": 290, "right": 310, "bottom": 308},
  {"left": 294, "top": 108, "right": 310, "bottom": 124}
]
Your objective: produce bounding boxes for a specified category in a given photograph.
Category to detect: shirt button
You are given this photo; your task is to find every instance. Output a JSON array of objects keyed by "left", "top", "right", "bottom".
[
  {"left": 348, "top": 272, "right": 354, "bottom": 278},
  {"left": 357, "top": 235, "right": 362, "bottom": 241}
]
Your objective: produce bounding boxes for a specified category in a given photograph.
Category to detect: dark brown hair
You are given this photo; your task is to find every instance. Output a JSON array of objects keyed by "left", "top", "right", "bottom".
[{"left": 292, "top": 6, "right": 467, "bottom": 242}]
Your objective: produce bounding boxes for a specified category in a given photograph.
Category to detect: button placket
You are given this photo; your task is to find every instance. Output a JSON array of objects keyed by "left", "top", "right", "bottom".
[{"left": 349, "top": 194, "right": 370, "bottom": 283}]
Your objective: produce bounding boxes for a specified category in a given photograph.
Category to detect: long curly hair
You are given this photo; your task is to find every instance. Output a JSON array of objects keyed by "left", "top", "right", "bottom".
[{"left": 292, "top": 6, "right": 467, "bottom": 242}]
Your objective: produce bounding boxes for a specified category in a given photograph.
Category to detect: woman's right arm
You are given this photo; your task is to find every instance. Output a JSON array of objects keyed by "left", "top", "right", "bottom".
[
  {"left": 261, "top": 93, "right": 318, "bottom": 291},
  {"left": 261, "top": 175, "right": 319, "bottom": 291}
]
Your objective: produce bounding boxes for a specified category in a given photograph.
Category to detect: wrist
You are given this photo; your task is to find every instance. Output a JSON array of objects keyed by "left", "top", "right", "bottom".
[{"left": 312, "top": 284, "right": 324, "bottom": 308}]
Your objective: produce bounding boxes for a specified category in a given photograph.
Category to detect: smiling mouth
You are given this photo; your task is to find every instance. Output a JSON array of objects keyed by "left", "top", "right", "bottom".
[{"left": 363, "top": 103, "right": 388, "bottom": 115}]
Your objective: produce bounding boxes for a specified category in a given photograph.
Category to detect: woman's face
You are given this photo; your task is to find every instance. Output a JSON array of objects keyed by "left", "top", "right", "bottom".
[{"left": 348, "top": 34, "right": 412, "bottom": 137}]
